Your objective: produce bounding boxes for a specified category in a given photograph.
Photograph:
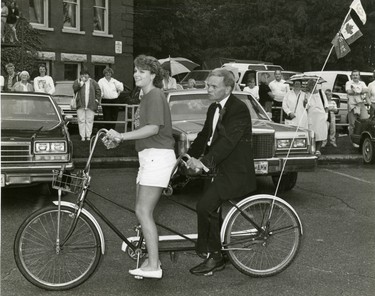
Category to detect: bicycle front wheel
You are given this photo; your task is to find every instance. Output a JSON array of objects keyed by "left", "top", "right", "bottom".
[
  {"left": 14, "top": 205, "right": 102, "bottom": 290},
  {"left": 223, "top": 198, "right": 302, "bottom": 277}
]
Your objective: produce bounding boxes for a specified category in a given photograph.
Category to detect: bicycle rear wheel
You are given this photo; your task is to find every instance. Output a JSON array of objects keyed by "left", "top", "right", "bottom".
[
  {"left": 14, "top": 205, "right": 102, "bottom": 290},
  {"left": 223, "top": 198, "right": 302, "bottom": 277}
]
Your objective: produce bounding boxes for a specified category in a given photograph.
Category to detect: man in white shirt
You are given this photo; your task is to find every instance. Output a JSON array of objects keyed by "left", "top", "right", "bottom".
[
  {"left": 345, "top": 70, "right": 370, "bottom": 143},
  {"left": 98, "top": 67, "right": 124, "bottom": 130},
  {"left": 269, "top": 70, "right": 290, "bottom": 123},
  {"left": 367, "top": 70, "right": 375, "bottom": 118}
]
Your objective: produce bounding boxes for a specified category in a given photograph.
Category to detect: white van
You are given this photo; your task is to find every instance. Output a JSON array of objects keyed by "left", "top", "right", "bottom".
[
  {"left": 303, "top": 70, "right": 373, "bottom": 102},
  {"left": 304, "top": 71, "right": 373, "bottom": 129}
]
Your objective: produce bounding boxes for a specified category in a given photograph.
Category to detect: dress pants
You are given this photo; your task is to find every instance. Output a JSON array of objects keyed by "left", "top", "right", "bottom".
[
  {"left": 77, "top": 108, "right": 95, "bottom": 139},
  {"left": 196, "top": 181, "right": 223, "bottom": 254},
  {"left": 102, "top": 98, "right": 119, "bottom": 130}
]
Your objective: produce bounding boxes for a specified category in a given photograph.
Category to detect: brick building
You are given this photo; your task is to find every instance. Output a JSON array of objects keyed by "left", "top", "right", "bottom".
[{"left": 16, "top": 0, "right": 134, "bottom": 86}]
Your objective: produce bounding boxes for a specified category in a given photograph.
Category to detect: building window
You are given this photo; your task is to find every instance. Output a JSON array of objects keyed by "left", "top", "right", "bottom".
[
  {"left": 64, "top": 63, "right": 81, "bottom": 80},
  {"left": 93, "top": 0, "right": 108, "bottom": 34},
  {"left": 63, "top": 0, "right": 80, "bottom": 30},
  {"left": 29, "top": 0, "right": 49, "bottom": 28},
  {"left": 94, "top": 64, "right": 108, "bottom": 81}
]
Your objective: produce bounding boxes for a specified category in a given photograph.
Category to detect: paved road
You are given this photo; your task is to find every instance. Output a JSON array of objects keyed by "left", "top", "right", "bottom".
[{"left": 1, "top": 165, "right": 375, "bottom": 296}]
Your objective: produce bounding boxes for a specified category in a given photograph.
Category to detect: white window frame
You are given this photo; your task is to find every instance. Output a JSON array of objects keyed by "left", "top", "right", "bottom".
[
  {"left": 62, "top": 0, "right": 85, "bottom": 34},
  {"left": 30, "top": 0, "right": 54, "bottom": 31},
  {"left": 93, "top": 0, "right": 112, "bottom": 37}
]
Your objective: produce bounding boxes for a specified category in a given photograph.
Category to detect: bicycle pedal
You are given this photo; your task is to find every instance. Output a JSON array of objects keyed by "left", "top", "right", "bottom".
[{"left": 134, "top": 275, "right": 143, "bottom": 280}]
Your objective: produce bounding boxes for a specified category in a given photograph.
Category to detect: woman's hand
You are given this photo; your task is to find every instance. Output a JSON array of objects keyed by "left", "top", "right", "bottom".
[{"left": 102, "top": 129, "right": 122, "bottom": 149}]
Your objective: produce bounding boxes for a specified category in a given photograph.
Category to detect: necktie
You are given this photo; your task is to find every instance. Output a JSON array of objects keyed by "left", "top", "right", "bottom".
[{"left": 208, "top": 103, "right": 222, "bottom": 146}]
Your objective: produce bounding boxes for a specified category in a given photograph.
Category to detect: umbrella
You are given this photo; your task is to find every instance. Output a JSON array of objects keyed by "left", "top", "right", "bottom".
[
  {"left": 289, "top": 74, "right": 327, "bottom": 84},
  {"left": 158, "top": 57, "right": 199, "bottom": 76}
]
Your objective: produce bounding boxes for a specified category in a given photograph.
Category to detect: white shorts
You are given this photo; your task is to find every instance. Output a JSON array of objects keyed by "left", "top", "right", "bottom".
[{"left": 136, "top": 148, "right": 176, "bottom": 188}]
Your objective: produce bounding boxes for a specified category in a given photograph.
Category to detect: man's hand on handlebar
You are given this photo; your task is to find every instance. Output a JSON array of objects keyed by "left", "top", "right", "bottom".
[{"left": 186, "top": 157, "right": 204, "bottom": 173}]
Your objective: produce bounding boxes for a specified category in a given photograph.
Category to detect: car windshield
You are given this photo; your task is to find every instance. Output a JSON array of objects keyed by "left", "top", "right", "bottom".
[
  {"left": 54, "top": 83, "right": 73, "bottom": 96},
  {"left": 169, "top": 93, "right": 269, "bottom": 121},
  {"left": 1, "top": 95, "right": 60, "bottom": 130}
]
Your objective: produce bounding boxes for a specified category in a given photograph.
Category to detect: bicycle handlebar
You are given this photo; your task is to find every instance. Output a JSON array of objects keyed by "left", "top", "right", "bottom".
[{"left": 84, "top": 128, "right": 110, "bottom": 172}]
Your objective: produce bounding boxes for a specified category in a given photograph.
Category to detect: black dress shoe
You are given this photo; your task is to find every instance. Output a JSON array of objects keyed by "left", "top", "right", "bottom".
[{"left": 190, "top": 255, "right": 225, "bottom": 276}]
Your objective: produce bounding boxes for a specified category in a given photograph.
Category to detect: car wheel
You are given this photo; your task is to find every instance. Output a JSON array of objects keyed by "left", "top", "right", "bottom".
[
  {"left": 362, "top": 137, "right": 375, "bottom": 164},
  {"left": 272, "top": 172, "right": 298, "bottom": 193}
]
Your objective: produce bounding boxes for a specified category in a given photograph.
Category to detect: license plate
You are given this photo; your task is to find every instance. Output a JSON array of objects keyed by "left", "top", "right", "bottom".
[
  {"left": 1, "top": 174, "right": 5, "bottom": 187},
  {"left": 254, "top": 161, "right": 268, "bottom": 174}
]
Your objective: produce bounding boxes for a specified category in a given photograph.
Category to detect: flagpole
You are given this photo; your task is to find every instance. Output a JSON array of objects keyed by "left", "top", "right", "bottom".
[{"left": 313, "top": 8, "right": 352, "bottom": 90}]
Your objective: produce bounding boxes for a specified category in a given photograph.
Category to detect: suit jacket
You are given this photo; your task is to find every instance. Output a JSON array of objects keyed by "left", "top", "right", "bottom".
[
  {"left": 188, "top": 94, "right": 256, "bottom": 200},
  {"left": 73, "top": 78, "right": 101, "bottom": 112}
]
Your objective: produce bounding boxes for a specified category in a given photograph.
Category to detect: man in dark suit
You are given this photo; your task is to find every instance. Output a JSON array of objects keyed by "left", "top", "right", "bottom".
[{"left": 187, "top": 68, "right": 256, "bottom": 276}]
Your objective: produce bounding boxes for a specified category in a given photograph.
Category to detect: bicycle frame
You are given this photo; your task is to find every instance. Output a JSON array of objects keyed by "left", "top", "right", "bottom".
[{"left": 53, "top": 129, "right": 302, "bottom": 258}]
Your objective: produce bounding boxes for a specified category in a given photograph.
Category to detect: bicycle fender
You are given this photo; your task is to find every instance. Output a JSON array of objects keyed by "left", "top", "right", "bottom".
[
  {"left": 53, "top": 201, "right": 105, "bottom": 254},
  {"left": 220, "top": 194, "right": 303, "bottom": 243}
]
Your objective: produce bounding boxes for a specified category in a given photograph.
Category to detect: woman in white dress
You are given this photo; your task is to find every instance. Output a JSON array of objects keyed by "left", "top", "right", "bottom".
[
  {"left": 305, "top": 79, "right": 328, "bottom": 156},
  {"left": 282, "top": 80, "right": 308, "bottom": 129}
]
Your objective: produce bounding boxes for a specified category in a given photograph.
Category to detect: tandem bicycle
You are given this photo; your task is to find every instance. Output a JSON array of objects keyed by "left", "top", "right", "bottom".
[{"left": 13, "top": 128, "right": 303, "bottom": 291}]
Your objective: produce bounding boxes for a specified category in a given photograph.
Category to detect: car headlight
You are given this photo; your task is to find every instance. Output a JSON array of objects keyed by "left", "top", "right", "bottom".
[
  {"left": 35, "top": 141, "right": 67, "bottom": 153},
  {"left": 276, "top": 138, "right": 306, "bottom": 149}
]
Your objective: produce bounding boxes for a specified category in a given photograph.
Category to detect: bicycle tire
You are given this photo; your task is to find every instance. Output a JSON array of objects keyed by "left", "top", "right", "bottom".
[
  {"left": 223, "top": 198, "right": 302, "bottom": 277},
  {"left": 14, "top": 205, "right": 102, "bottom": 290}
]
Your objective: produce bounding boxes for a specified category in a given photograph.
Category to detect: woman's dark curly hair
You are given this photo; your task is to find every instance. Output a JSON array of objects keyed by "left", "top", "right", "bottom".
[{"left": 134, "top": 55, "right": 163, "bottom": 88}]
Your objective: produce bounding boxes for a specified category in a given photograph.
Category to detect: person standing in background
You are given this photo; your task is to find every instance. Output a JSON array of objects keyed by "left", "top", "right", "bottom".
[
  {"left": 1, "top": 1, "right": 8, "bottom": 42},
  {"left": 162, "top": 69, "right": 177, "bottom": 90},
  {"left": 13, "top": 71, "right": 34, "bottom": 92},
  {"left": 243, "top": 78, "right": 259, "bottom": 100},
  {"left": 282, "top": 79, "right": 308, "bottom": 129},
  {"left": 345, "top": 70, "right": 370, "bottom": 147},
  {"left": 73, "top": 70, "right": 101, "bottom": 141},
  {"left": 366, "top": 70, "right": 375, "bottom": 118},
  {"left": 258, "top": 73, "right": 274, "bottom": 118},
  {"left": 269, "top": 70, "right": 289, "bottom": 123},
  {"left": 6, "top": 0, "right": 19, "bottom": 43},
  {"left": 322, "top": 89, "right": 338, "bottom": 148},
  {"left": 33, "top": 64, "right": 55, "bottom": 95},
  {"left": 98, "top": 67, "right": 124, "bottom": 130},
  {"left": 3, "top": 63, "right": 18, "bottom": 91},
  {"left": 305, "top": 79, "right": 328, "bottom": 156}
]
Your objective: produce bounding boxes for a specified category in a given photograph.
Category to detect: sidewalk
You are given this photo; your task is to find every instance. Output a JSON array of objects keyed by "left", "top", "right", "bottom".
[{"left": 71, "top": 132, "right": 363, "bottom": 168}]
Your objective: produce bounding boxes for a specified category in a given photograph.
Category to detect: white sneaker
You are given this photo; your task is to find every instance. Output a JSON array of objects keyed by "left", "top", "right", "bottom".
[
  {"left": 129, "top": 268, "right": 162, "bottom": 279},
  {"left": 352, "top": 143, "right": 359, "bottom": 148}
]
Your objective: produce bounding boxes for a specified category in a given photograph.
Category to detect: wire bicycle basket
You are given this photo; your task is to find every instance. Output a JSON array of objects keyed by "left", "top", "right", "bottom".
[{"left": 52, "top": 169, "right": 88, "bottom": 194}]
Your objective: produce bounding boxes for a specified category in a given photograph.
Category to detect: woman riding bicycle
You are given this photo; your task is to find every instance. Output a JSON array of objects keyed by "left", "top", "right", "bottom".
[{"left": 106, "top": 55, "right": 176, "bottom": 279}]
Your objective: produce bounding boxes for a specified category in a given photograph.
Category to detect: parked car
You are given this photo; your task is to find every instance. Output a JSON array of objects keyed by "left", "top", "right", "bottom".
[
  {"left": 165, "top": 89, "right": 317, "bottom": 192},
  {"left": 303, "top": 71, "right": 374, "bottom": 131},
  {"left": 180, "top": 70, "right": 210, "bottom": 89},
  {"left": 1, "top": 92, "right": 74, "bottom": 189},
  {"left": 351, "top": 113, "right": 375, "bottom": 164},
  {"left": 53, "top": 80, "right": 104, "bottom": 123}
]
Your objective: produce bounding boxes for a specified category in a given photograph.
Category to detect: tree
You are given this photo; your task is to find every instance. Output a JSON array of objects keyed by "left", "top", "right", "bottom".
[
  {"left": 134, "top": 0, "right": 375, "bottom": 71},
  {"left": 1, "top": 17, "right": 43, "bottom": 74}
]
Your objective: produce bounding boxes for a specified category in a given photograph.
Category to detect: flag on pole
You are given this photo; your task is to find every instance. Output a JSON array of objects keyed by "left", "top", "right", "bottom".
[
  {"left": 331, "top": 33, "right": 351, "bottom": 59},
  {"left": 340, "top": 14, "right": 363, "bottom": 45},
  {"left": 350, "top": 0, "right": 366, "bottom": 24}
]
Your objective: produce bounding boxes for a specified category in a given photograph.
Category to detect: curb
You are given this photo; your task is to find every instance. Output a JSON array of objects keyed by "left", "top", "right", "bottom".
[{"left": 73, "top": 154, "right": 364, "bottom": 168}]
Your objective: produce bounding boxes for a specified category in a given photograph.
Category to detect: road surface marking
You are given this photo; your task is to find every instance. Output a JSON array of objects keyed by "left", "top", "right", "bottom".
[{"left": 323, "top": 168, "right": 373, "bottom": 185}]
